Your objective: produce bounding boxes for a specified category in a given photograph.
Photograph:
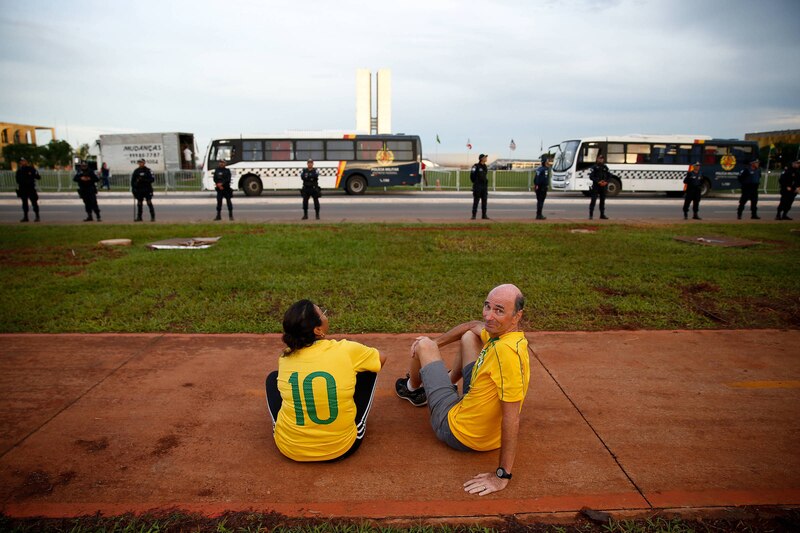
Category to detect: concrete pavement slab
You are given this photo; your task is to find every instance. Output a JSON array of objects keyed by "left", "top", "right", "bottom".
[
  {"left": 0, "top": 331, "right": 798, "bottom": 519},
  {"left": 532, "top": 330, "right": 800, "bottom": 509}
]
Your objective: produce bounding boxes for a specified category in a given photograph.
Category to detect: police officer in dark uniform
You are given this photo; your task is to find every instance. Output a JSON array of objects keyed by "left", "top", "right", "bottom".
[
  {"left": 16, "top": 157, "right": 41, "bottom": 222},
  {"left": 213, "top": 158, "right": 233, "bottom": 221},
  {"left": 737, "top": 159, "right": 761, "bottom": 220},
  {"left": 588, "top": 154, "right": 616, "bottom": 220},
  {"left": 73, "top": 161, "right": 101, "bottom": 222},
  {"left": 776, "top": 159, "right": 800, "bottom": 220},
  {"left": 682, "top": 162, "right": 703, "bottom": 220},
  {"left": 470, "top": 154, "right": 489, "bottom": 220},
  {"left": 131, "top": 158, "right": 156, "bottom": 222},
  {"left": 300, "top": 159, "right": 321, "bottom": 220},
  {"left": 534, "top": 155, "right": 551, "bottom": 220}
]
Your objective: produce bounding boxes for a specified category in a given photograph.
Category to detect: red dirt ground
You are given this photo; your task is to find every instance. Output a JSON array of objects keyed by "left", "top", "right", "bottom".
[{"left": 1, "top": 330, "right": 799, "bottom": 520}]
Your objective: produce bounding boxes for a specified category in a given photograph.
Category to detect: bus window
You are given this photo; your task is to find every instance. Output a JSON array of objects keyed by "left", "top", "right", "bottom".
[
  {"left": 387, "top": 140, "right": 414, "bottom": 161},
  {"left": 212, "top": 144, "right": 235, "bottom": 162},
  {"left": 264, "top": 140, "right": 292, "bottom": 161},
  {"left": 326, "top": 140, "right": 355, "bottom": 161},
  {"left": 676, "top": 145, "right": 692, "bottom": 164},
  {"left": 607, "top": 143, "right": 625, "bottom": 164},
  {"left": 296, "top": 140, "right": 324, "bottom": 161},
  {"left": 703, "top": 146, "right": 717, "bottom": 165},
  {"left": 577, "top": 142, "right": 601, "bottom": 169},
  {"left": 243, "top": 140, "right": 263, "bottom": 161},
  {"left": 651, "top": 144, "right": 667, "bottom": 164},
  {"left": 732, "top": 145, "right": 754, "bottom": 162},
  {"left": 357, "top": 140, "right": 383, "bottom": 161},
  {"left": 627, "top": 143, "right": 650, "bottom": 164}
]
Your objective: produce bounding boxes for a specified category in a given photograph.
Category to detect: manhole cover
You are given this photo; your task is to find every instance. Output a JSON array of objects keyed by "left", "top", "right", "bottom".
[{"left": 674, "top": 235, "right": 760, "bottom": 247}]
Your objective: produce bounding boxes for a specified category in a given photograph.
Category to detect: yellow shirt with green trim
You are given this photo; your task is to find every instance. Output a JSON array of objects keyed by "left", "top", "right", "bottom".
[
  {"left": 447, "top": 329, "right": 530, "bottom": 451},
  {"left": 274, "top": 339, "right": 382, "bottom": 461}
]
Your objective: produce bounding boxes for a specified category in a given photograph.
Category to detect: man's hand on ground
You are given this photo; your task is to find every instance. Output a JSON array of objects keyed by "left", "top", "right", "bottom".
[{"left": 463, "top": 472, "right": 508, "bottom": 496}]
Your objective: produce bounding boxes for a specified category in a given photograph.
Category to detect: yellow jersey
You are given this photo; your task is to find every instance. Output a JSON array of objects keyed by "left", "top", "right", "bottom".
[
  {"left": 448, "top": 329, "right": 530, "bottom": 451},
  {"left": 273, "top": 339, "right": 382, "bottom": 461}
]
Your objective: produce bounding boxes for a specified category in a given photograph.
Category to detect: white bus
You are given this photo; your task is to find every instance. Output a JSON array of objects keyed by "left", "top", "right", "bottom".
[
  {"left": 201, "top": 133, "right": 423, "bottom": 196},
  {"left": 549, "top": 135, "right": 759, "bottom": 196}
]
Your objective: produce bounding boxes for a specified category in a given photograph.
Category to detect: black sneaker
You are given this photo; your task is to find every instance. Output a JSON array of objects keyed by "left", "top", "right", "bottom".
[{"left": 395, "top": 376, "right": 427, "bottom": 407}]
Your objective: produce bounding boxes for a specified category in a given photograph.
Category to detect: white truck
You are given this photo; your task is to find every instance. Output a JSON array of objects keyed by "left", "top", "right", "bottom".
[{"left": 98, "top": 132, "right": 196, "bottom": 173}]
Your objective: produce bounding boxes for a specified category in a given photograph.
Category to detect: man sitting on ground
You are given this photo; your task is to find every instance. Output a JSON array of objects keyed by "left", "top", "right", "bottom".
[{"left": 396, "top": 283, "right": 530, "bottom": 496}]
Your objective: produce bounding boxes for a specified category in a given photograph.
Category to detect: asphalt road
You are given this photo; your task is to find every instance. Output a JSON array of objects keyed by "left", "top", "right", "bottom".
[{"left": 0, "top": 190, "right": 785, "bottom": 224}]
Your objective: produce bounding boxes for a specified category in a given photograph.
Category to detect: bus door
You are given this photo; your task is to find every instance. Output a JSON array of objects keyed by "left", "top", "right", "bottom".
[{"left": 577, "top": 142, "right": 604, "bottom": 171}]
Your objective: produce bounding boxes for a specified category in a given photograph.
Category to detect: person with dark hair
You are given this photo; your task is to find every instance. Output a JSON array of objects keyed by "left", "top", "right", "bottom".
[
  {"left": 470, "top": 154, "right": 489, "bottom": 220},
  {"left": 131, "top": 159, "right": 156, "bottom": 222},
  {"left": 737, "top": 159, "right": 761, "bottom": 220},
  {"left": 15, "top": 157, "right": 41, "bottom": 222},
  {"left": 213, "top": 158, "right": 233, "bottom": 221},
  {"left": 395, "top": 284, "right": 530, "bottom": 496},
  {"left": 265, "top": 299, "right": 386, "bottom": 462},
  {"left": 588, "top": 154, "right": 616, "bottom": 220},
  {"left": 100, "top": 162, "right": 111, "bottom": 190},
  {"left": 300, "top": 159, "right": 321, "bottom": 220},
  {"left": 682, "top": 162, "right": 703, "bottom": 220},
  {"left": 533, "top": 155, "right": 551, "bottom": 220},
  {"left": 776, "top": 160, "right": 799, "bottom": 220},
  {"left": 74, "top": 161, "right": 101, "bottom": 222}
]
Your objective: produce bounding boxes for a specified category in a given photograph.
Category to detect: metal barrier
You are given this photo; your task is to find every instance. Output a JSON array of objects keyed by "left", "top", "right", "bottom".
[
  {"left": 0, "top": 169, "right": 784, "bottom": 194},
  {"left": 422, "top": 169, "right": 783, "bottom": 194},
  {"left": 422, "top": 169, "right": 534, "bottom": 191},
  {"left": 0, "top": 170, "right": 204, "bottom": 192}
]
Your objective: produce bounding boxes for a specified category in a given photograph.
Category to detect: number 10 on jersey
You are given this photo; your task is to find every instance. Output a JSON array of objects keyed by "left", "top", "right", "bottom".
[{"left": 287, "top": 371, "right": 339, "bottom": 426}]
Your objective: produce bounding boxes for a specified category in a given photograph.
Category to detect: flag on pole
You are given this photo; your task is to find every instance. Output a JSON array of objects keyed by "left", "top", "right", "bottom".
[
  {"left": 436, "top": 134, "right": 441, "bottom": 144},
  {"left": 466, "top": 139, "right": 472, "bottom": 150},
  {"left": 509, "top": 139, "right": 516, "bottom": 151}
]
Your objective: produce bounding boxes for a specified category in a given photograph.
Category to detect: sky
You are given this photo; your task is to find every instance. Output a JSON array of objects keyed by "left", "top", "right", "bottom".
[{"left": 1, "top": 0, "right": 799, "bottom": 161}]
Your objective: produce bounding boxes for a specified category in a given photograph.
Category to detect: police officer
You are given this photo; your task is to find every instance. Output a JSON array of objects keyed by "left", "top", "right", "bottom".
[
  {"left": 300, "top": 159, "right": 321, "bottom": 220},
  {"left": 16, "top": 157, "right": 41, "bottom": 222},
  {"left": 737, "top": 159, "right": 761, "bottom": 220},
  {"left": 470, "top": 154, "right": 489, "bottom": 220},
  {"left": 534, "top": 155, "right": 551, "bottom": 220},
  {"left": 588, "top": 154, "right": 616, "bottom": 220},
  {"left": 776, "top": 159, "right": 800, "bottom": 220},
  {"left": 131, "top": 158, "right": 156, "bottom": 222},
  {"left": 213, "top": 158, "right": 233, "bottom": 221},
  {"left": 682, "top": 162, "right": 703, "bottom": 220},
  {"left": 73, "top": 161, "right": 101, "bottom": 222}
]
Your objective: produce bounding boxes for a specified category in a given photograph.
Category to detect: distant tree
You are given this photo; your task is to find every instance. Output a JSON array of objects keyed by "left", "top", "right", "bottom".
[
  {"left": 2, "top": 143, "right": 42, "bottom": 167},
  {"left": 759, "top": 142, "right": 800, "bottom": 170},
  {"left": 75, "top": 143, "right": 90, "bottom": 161},
  {"left": 39, "top": 140, "right": 74, "bottom": 169}
]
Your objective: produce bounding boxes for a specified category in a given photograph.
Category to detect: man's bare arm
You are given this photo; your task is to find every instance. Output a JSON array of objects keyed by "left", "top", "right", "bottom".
[
  {"left": 433, "top": 320, "right": 484, "bottom": 348},
  {"left": 463, "top": 400, "right": 521, "bottom": 496}
]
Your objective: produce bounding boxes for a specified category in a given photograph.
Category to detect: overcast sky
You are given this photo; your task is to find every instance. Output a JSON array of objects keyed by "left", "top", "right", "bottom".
[{"left": 1, "top": 0, "right": 798, "bottom": 160}]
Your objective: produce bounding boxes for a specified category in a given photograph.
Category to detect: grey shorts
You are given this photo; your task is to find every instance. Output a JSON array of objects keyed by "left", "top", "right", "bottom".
[{"left": 419, "top": 360, "right": 475, "bottom": 451}]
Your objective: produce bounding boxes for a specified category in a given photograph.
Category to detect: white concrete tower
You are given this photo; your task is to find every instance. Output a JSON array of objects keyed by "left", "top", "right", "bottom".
[{"left": 355, "top": 69, "right": 392, "bottom": 134}]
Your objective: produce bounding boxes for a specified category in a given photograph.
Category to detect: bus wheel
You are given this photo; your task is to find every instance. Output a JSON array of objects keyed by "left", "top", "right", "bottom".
[
  {"left": 700, "top": 179, "right": 711, "bottom": 197},
  {"left": 241, "top": 175, "right": 263, "bottom": 196},
  {"left": 345, "top": 175, "right": 367, "bottom": 195},
  {"left": 606, "top": 178, "right": 622, "bottom": 197}
]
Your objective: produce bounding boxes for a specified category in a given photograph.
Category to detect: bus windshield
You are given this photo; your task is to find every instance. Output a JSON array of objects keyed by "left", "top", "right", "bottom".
[{"left": 553, "top": 140, "right": 580, "bottom": 172}]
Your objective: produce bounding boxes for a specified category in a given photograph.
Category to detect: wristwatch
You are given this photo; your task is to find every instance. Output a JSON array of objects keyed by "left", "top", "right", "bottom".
[{"left": 496, "top": 467, "right": 512, "bottom": 480}]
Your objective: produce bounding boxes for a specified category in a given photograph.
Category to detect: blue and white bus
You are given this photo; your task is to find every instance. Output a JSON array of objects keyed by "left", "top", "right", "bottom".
[
  {"left": 550, "top": 135, "right": 759, "bottom": 196},
  {"left": 202, "top": 133, "right": 423, "bottom": 196}
]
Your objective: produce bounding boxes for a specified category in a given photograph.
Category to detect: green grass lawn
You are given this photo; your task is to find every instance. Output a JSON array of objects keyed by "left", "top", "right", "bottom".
[{"left": 1, "top": 222, "right": 798, "bottom": 333}]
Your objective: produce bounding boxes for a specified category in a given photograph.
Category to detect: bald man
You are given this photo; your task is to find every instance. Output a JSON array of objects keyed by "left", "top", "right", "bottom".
[{"left": 396, "top": 284, "right": 530, "bottom": 496}]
